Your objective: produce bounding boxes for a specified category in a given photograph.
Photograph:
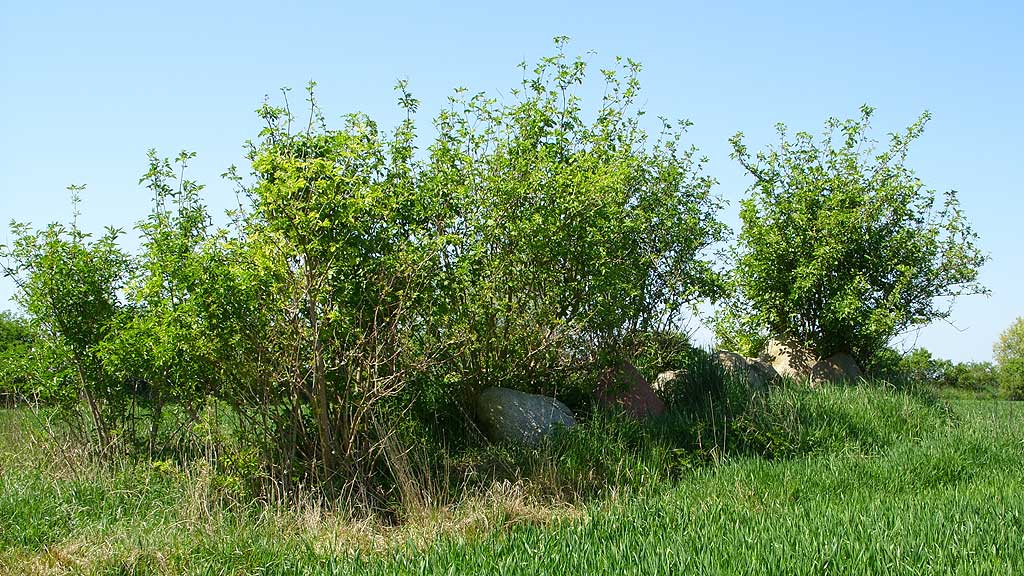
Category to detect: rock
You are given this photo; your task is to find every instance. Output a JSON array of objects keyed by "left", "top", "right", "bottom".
[
  {"left": 827, "top": 352, "right": 862, "bottom": 381},
  {"left": 747, "top": 358, "right": 781, "bottom": 388},
  {"left": 762, "top": 338, "right": 816, "bottom": 380},
  {"left": 476, "top": 387, "right": 575, "bottom": 445},
  {"left": 809, "top": 359, "right": 844, "bottom": 387},
  {"left": 595, "top": 360, "right": 666, "bottom": 418},
  {"left": 810, "top": 353, "right": 862, "bottom": 386},
  {"left": 653, "top": 369, "right": 683, "bottom": 393},
  {"left": 715, "top": 350, "right": 777, "bottom": 393},
  {"left": 715, "top": 350, "right": 749, "bottom": 374}
]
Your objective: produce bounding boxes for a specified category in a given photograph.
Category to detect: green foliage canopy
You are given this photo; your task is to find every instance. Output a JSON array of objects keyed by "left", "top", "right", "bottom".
[
  {"left": 995, "top": 317, "right": 1024, "bottom": 399},
  {"left": 720, "top": 106, "right": 988, "bottom": 360}
]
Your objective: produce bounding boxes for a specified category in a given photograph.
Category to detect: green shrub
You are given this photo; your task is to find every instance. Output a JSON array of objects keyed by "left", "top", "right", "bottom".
[
  {"left": 720, "top": 106, "right": 987, "bottom": 362},
  {"left": 0, "top": 311, "right": 36, "bottom": 406},
  {"left": 999, "top": 358, "right": 1024, "bottom": 400}
]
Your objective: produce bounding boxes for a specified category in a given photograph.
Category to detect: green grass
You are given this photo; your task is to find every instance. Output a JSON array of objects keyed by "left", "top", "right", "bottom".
[{"left": 2, "top": 387, "right": 1022, "bottom": 575}]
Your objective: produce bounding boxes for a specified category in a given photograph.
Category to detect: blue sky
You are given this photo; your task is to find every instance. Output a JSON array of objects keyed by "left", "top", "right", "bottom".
[{"left": 1, "top": 1, "right": 1021, "bottom": 362}]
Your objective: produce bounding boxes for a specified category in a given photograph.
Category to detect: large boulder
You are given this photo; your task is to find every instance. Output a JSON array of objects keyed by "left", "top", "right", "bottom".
[
  {"left": 715, "top": 350, "right": 778, "bottom": 393},
  {"left": 762, "top": 338, "right": 816, "bottom": 380},
  {"left": 476, "top": 387, "right": 575, "bottom": 445},
  {"left": 595, "top": 360, "right": 666, "bottom": 418},
  {"left": 810, "top": 353, "right": 862, "bottom": 386}
]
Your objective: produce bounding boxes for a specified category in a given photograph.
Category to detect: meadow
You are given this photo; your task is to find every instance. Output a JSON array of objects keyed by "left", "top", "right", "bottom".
[{"left": 2, "top": 382, "right": 1021, "bottom": 575}]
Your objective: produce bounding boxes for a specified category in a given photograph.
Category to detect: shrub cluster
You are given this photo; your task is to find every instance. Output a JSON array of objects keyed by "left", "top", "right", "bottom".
[
  {"left": 0, "top": 44, "right": 726, "bottom": 510},
  {"left": 0, "top": 311, "right": 35, "bottom": 406}
]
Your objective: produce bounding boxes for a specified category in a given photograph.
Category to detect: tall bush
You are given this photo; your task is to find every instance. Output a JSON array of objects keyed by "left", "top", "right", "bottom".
[
  {"left": 719, "top": 106, "right": 987, "bottom": 361},
  {"left": 3, "top": 188, "right": 132, "bottom": 449},
  {"left": 425, "top": 39, "right": 726, "bottom": 395}
]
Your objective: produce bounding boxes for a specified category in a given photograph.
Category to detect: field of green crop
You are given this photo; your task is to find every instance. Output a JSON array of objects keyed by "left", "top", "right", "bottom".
[{"left": 2, "top": 390, "right": 1022, "bottom": 575}]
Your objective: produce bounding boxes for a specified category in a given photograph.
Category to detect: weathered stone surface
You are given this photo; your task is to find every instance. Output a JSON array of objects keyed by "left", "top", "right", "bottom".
[
  {"left": 595, "top": 360, "right": 666, "bottom": 418},
  {"left": 763, "top": 338, "right": 816, "bottom": 380},
  {"left": 828, "top": 352, "right": 862, "bottom": 380},
  {"left": 476, "top": 387, "right": 575, "bottom": 445},
  {"left": 747, "top": 358, "right": 781, "bottom": 387},
  {"left": 715, "top": 350, "right": 749, "bottom": 374},
  {"left": 809, "top": 359, "right": 844, "bottom": 387},
  {"left": 715, "top": 350, "right": 777, "bottom": 393},
  {"left": 653, "top": 369, "right": 683, "bottom": 393},
  {"left": 810, "top": 353, "right": 862, "bottom": 386}
]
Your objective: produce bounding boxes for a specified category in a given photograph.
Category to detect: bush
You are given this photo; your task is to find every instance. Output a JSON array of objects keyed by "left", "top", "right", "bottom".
[
  {"left": 1000, "top": 358, "right": 1024, "bottom": 400},
  {"left": 720, "top": 106, "right": 987, "bottom": 362},
  {"left": 0, "top": 311, "right": 36, "bottom": 406},
  {"left": 944, "top": 361, "right": 999, "bottom": 391}
]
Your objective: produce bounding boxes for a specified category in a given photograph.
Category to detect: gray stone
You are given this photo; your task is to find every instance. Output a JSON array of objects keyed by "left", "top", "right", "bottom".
[
  {"left": 476, "top": 387, "right": 575, "bottom": 445},
  {"left": 746, "top": 357, "right": 781, "bottom": 390},
  {"left": 810, "top": 353, "right": 862, "bottom": 386},
  {"left": 595, "top": 360, "right": 666, "bottom": 418},
  {"left": 828, "top": 352, "right": 862, "bottom": 380}
]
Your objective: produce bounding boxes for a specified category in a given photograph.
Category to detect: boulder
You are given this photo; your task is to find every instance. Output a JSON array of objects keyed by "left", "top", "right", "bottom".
[
  {"left": 715, "top": 350, "right": 777, "bottom": 393},
  {"left": 476, "top": 387, "right": 575, "bottom": 445},
  {"left": 595, "top": 360, "right": 666, "bottom": 418},
  {"left": 653, "top": 369, "right": 683, "bottom": 393},
  {"left": 762, "top": 338, "right": 816, "bottom": 380},
  {"left": 809, "top": 359, "right": 844, "bottom": 387},
  {"left": 747, "top": 358, "right": 781, "bottom": 388},
  {"left": 715, "top": 350, "right": 749, "bottom": 374},
  {"left": 828, "top": 352, "right": 862, "bottom": 381},
  {"left": 810, "top": 353, "right": 862, "bottom": 386}
]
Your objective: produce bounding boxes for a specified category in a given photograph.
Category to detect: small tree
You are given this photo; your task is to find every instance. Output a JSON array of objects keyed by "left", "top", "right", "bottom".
[
  {"left": 720, "top": 106, "right": 988, "bottom": 362},
  {"left": 2, "top": 188, "right": 132, "bottom": 449},
  {"left": 995, "top": 317, "right": 1024, "bottom": 399}
]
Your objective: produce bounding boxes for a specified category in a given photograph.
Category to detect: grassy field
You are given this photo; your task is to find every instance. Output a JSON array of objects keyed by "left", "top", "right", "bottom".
[{"left": 2, "top": 387, "right": 1022, "bottom": 575}]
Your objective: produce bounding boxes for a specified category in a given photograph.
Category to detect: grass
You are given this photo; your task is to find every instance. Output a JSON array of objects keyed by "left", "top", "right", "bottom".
[{"left": 2, "top": 384, "right": 1022, "bottom": 574}]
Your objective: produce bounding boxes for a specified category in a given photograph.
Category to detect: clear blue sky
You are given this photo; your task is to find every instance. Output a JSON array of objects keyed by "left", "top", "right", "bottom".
[{"left": 1, "top": 1, "right": 1021, "bottom": 362}]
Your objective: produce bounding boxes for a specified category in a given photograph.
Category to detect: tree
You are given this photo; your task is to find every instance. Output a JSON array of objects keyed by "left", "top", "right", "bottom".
[
  {"left": 719, "top": 106, "right": 988, "bottom": 362},
  {"left": 995, "top": 317, "right": 1024, "bottom": 399},
  {"left": 994, "top": 317, "right": 1024, "bottom": 366},
  {"left": 2, "top": 187, "right": 132, "bottom": 449}
]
